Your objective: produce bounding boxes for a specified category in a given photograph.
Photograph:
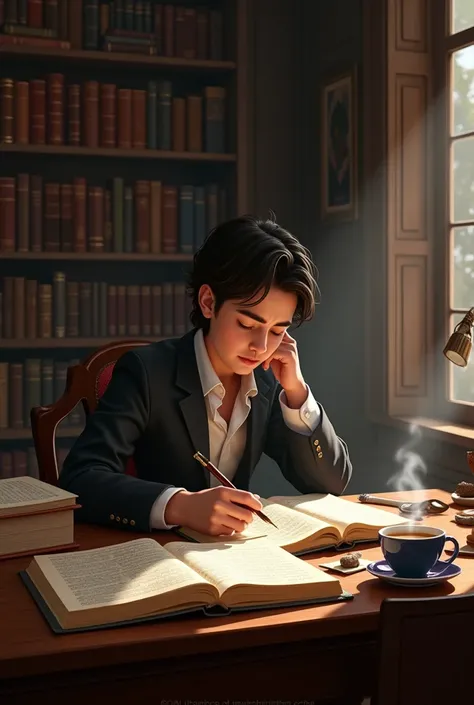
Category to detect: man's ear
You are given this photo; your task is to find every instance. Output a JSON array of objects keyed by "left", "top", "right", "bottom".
[{"left": 198, "top": 284, "right": 215, "bottom": 319}]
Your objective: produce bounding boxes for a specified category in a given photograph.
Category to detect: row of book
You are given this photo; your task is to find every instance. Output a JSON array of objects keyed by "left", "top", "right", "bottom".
[
  {"left": 0, "top": 175, "right": 227, "bottom": 254},
  {"left": 0, "top": 447, "right": 42, "bottom": 480},
  {"left": 0, "top": 358, "right": 85, "bottom": 431},
  {"left": 0, "top": 77, "right": 226, "bottom": 153},
  {"left": 0, "top": 447, "right": 73, "bottom": 479},
  {"left": 0, "top": 277, "right": 192, "bottom": 340},
  {"left": 0, "top": 1, "right": 224, "bottom": 60}
]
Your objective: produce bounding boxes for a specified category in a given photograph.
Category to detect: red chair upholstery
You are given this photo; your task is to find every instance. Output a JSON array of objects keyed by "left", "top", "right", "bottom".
[{"left": 31, "top": 340, "right": 152, "bottom": 485}]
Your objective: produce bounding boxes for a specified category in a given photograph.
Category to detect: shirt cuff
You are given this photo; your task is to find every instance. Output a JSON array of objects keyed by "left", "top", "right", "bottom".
[
  {"left": 279, "top": 385, "right": 321, "bottom": 436},
  {"left": 149, "top": 487, "right": 186, "bottom": 530}
]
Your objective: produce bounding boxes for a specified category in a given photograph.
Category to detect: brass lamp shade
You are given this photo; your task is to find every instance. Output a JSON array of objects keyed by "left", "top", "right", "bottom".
[{"left": 443, "top": 309, "right": 474, "bottom": 368}]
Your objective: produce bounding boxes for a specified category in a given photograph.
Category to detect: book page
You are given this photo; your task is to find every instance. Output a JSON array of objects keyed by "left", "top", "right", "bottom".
[
  {"left": 33, "top": 538, "right": 213, "bottom": 612},
  {"left": 269, "top": 493, "right": 408, "bottom": 537},
  {"left": 167, "top": 539, "right": 342, "bottom": 602},
  {"left": 0, "top": 476, "right": 77, "bottom": 517},
  {"left": 179, "top": 498, "right": 339, "bottom": 548}
]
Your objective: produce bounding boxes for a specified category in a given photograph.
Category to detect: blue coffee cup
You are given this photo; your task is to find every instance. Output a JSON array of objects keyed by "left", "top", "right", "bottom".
[{"left": 379, "top": 525, "right": 460, "bottom": 579}]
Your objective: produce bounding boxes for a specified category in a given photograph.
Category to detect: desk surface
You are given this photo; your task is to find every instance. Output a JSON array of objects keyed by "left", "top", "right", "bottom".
[{"left": 1, "top": 489, "right": 473, "bottom": 681}]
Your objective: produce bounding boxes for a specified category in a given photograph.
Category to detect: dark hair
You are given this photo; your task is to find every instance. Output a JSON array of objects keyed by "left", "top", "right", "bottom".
[{"left": 187, "top": 213, "right": 320, "bottom": 333}]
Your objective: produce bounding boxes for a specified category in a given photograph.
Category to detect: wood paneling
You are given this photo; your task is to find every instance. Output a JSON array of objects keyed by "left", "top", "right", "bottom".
[
  {"left": 396, "top": 255, "right": 427, "bottom": 397},
  {"left": 395, "top": 75, "right": 428, "bottom": 240},
  {"left": 395, "top": 0, "right": 428, "bottom": 52}
]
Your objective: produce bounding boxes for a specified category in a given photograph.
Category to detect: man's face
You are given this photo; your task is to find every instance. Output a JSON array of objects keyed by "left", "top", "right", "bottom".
[{"left": 199, "top": 285, "right": 297, "bottom": 377}]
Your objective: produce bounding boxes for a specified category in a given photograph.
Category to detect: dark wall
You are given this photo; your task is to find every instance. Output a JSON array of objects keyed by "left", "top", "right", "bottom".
[{"left": 250, "top": 0, "right": 378, "bottom": 496}]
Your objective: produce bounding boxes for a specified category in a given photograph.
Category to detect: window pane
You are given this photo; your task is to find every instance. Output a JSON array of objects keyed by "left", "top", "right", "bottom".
[
  {"left": 449, "top": 313, "right": 474, "bottom": 404},
  {"left": 452, "top": 226, "right": 474, "bottom": 308},
  {"left": 452, "top": 0, "right": 474, "bottom": 34},
  {"left": 452, "top": 136, "right": 474, "bottom": 221},
  {"left": 452, "top": 45, "right": 474, "bottom": 136}
]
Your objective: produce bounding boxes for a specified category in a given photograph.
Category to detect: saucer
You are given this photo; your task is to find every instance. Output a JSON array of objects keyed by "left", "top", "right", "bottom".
[
  {"left": 451, "top": 492, "right": 474, "bottom": 507},
  {"left": 366, "top": 559, "right": 461, "bottom": 587}
]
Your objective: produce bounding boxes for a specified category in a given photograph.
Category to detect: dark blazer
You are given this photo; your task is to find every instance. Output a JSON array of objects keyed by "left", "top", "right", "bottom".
[{"left": 59, "top": 329, "right": 352, "bottom": 532}]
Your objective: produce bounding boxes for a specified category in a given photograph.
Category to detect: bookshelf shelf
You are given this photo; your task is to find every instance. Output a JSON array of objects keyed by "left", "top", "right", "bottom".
[
  {"left": 0, "top": 144, "right": 236, "bottom": 162},
  {"left": 0, "top": 337, "right": 164, "bottom": 349},
  {"left": 0, "top": 253, "right": 193, "bottom": 262},
  {"left": 0, "top": 45, "right": 236, "bottom": 72},
  {"left": 0, "top": 427, "right": 82, "bottom": 441}
]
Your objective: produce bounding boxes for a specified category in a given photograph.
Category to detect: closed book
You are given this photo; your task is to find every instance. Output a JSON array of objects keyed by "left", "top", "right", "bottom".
[
  {"left": 131, "top": 89, "right": 146, "bottom": 148},
  {"left": 83, "top": 81, "right": 99, "bottom": 148},
  {"left": 178, "top": 184, "right": 193, "bottom": 254},
  {"left": 0, "top": 177, "right": 15, "bottom": 252},
  {"left": 46, "top": 73, "right": 64, "bottom": 145},
  {"left": 0, "top": 476, "right": 78, "bottom": 560},
  {"left": 16, "top": 174, "right": 29, "bottom": 252},
  {"left": 83, "top": 0, "right": 99, "bottom": 49},
  {"left": 24, "top": 357, "right": 41, "bottom": 426},
  {"left": 0, "top": 78, "right": 14, "bottom": 145},
  {"left": 100, "top": 84, "right": 116, "bottom": 148},
  {"left": 14, "top": 81, "right": 29, "bottom": 145},
  {"left": 29, "top": 79, "right": 46, "bottom": 144},
  {"left": 146, "top": 80, "right": 157, "bottom": 149},
  {"left": 20, "top": 537, "right": 349, "bottom": 633},
  {"left": 157, "top": 79, "right": 171, "bottom": 150},
  {"left": 204, "top": 86, "right": 225, "bottom": 153},
  {"left": 44, "top": 182, "right": 60, "bottom": 251},
  {"left": 30, "top": 175, "right": 42, "bottom": 252}
]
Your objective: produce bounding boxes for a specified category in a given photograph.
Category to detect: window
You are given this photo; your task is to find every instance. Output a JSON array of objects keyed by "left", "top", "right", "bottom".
[{"left": 444, "top": 0, "right": 474, "bottom": 418}]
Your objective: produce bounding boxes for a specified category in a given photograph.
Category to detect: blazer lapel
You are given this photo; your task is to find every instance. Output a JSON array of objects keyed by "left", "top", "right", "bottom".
[{"left": 175, "top": 330, "right": 210, "bottom": 487}]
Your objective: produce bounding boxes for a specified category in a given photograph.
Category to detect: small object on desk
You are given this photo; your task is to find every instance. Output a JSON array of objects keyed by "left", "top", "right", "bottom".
[
  {"left": 320, "top": 553, "right": 369, "bottom": 575},
  {"left": 454, "top": 481, "right": 474, "bottom": 498},
  {"left": 454, "top": 509, "right": 474, "bottom": 526},
  {"left": 451, "top": 492, "right": 474, "bottom": 507},
  {"left": 358, "top": 494, "right": 449, "bottom": 516},
  {"left": 466, "top": 531, "right": 474, "bottom": 547},
  {"left": 193, "top": 451, "right": 278, "bottom": 529},
  {"left": 340, "top": 552, "right": 361, "bottom": 568}
]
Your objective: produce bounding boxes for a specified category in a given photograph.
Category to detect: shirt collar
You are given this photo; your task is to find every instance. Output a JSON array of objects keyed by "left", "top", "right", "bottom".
[{"left": 194, "top": 328, "right": 258, "bottom": 400}]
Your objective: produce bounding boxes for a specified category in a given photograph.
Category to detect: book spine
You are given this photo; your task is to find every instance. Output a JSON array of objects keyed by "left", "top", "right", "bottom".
[
  {"left": 46, "top": 73, "right": 64, "bottom": 145},
  {"left": 146, "top": 80, "right": 157, "bottom": 150},
  {"left": 83, "top": 81, "right": 99, "bottom": 148},
  {"left": 29, "top": 79, "right": 46, "bottom": 145},
  {"left": 161, "top": 185, "right": 177, "bottom": 253},
  {"left": 14, "top": 81, "right": 29, "bottom": 145},
  {"left": 112, "top": 177, "right": 124, "bottom": 253},
  {"left": 67, "top": 84, "right": 81, "bottom": 146},
  {"left": 134, "top": 180, "right": 150, "bottom": 253},
  {"left": 60, "top": 183, "right": 73, "bottom": 252},
  {"left": 72, "top": 177, "right": 86, "bottom": 252},
  {"left": 66, "top": 281, "right": 79, "bottom": 336},
  {"left": 0, "top": 177, "right": 15, "bottom": 252},
  {"left": 53, "top": 270, "right": 66, "bottom": 337},
  {"left": 157, "top": 80, "right": 171, "bottom": 150},
  {"left": 83, "top": 0, "right": 99, "bottom": 49},
  {"left": 172, "top": 97, "right": 185, "bottom": 152},
  {"left": 38, "top": 283, "right": 52, "bottom": 338},
  {"left": 44, "top": 182, "right": 60, "bottom": 251},
  {"left": 13, "top": 277, "right": 25, "bottom": 338},
  {"left": 123, "top": 184, "right": 133, "bottom": 253},
  {"left": 41, "top": 358, "right": 54, "bottom": 406},
  {"left": 131, "top": 89, "right": 146, "bottom": 148},
  {"left": 25, "top": 278, "right": 38, "bottom": 338},
  {"left": 100, "top": 83, "right": 116, "bottom": 148},
  {"left": 30, "top": 174, "right": 42, "bottom": 252},
  {"left": 0, "top": 78, "right": 14, "bottom": 145},
  {"left": 16, "top": 173, "right": 29, "bottom": 252},
  {"left": 117, "top": 88, "right": 131, "bottom": 148},
  {"left": 179, "top": 185, "right": 194, "bottom": 254}
]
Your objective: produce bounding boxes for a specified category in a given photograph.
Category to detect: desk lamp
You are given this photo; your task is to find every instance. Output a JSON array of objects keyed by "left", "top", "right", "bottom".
[{"left": 443, "top": 310, "right": 474, "bottom": 546}]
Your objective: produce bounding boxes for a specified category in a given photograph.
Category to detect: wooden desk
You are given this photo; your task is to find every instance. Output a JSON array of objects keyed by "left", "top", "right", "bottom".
[{"left": 1, "top": 490, "right": 473, "bottom": 704}]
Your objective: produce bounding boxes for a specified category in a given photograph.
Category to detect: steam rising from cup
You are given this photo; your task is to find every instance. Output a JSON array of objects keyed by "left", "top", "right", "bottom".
[{"left": 387, "top": 424, "right": 427, "bottom": 520}]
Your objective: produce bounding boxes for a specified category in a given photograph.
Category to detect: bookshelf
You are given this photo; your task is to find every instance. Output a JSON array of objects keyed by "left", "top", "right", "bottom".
[{"left": 0, "top": 0, "right": 252, "bottom": 480}]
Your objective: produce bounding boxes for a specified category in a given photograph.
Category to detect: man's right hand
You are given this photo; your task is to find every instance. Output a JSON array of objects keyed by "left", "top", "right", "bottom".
[{"left": 164, "top": 486, "right": 263, "bottom": 536}]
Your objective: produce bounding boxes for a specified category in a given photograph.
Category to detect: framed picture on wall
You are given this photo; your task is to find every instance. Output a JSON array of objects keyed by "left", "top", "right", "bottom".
[{"left": 321, "top": 66, "right": 358, "bottom": 222}]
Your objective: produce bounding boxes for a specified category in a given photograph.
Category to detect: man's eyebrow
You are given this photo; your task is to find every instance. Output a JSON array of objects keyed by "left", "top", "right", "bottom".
[{"left": 236, "top": 309, "right": 291, "bottom": 327}]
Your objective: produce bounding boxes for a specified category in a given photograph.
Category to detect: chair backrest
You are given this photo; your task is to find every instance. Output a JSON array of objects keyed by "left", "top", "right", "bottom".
[
  {"left": 374, "top": 593, "right": 474, "bottom": 705},
  {"left": 31, "top": 340, "right": 152, "bottom": 485}
]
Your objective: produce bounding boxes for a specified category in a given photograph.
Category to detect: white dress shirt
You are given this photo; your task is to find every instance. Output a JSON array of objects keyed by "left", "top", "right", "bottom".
[{"left": 149, "top": 328, "right": 321, "bottom": 529}]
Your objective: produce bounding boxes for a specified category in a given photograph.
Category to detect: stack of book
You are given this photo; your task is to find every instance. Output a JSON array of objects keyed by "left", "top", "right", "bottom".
[{"left": 0, "top": 475, "right": 78, "bottom": 559}]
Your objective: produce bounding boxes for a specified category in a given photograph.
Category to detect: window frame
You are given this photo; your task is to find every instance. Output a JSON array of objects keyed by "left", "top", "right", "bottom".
[{"left": 432, "top": 0, "right": 474, "bottom": 427}]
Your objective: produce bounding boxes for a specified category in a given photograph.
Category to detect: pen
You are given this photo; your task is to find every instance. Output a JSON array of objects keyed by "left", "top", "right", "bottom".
[{"left": 193, "top": 451, "right": 278, "bottom": 529}]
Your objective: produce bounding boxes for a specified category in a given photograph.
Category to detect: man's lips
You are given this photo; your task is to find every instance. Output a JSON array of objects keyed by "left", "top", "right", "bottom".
[{"left": 238, "top": 356, "right": 259, "bottom": 365}]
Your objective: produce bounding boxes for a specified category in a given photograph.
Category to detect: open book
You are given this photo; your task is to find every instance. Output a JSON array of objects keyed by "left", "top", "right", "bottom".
[
  {"left": 177, "top": 493, "right": 409, "bottom": 555},
  {"left": 0, "top": 476, "right": 78, "bottom": 559},
  {"left": 20, "top": 537, "right": 350, "bottom": 633}
]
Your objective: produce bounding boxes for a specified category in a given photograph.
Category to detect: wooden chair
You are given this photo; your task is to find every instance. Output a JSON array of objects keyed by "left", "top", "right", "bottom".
[
  {"left": 30, "top": 340, "right": 152, "bottom": 486},
  {"left": 373, "top": 593, "right": 474, "bottom": 705}
]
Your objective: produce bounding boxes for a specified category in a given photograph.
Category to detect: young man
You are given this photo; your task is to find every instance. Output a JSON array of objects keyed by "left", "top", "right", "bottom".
[{"left": 60, "top": 215, "right": 352, "bottom": 535}]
